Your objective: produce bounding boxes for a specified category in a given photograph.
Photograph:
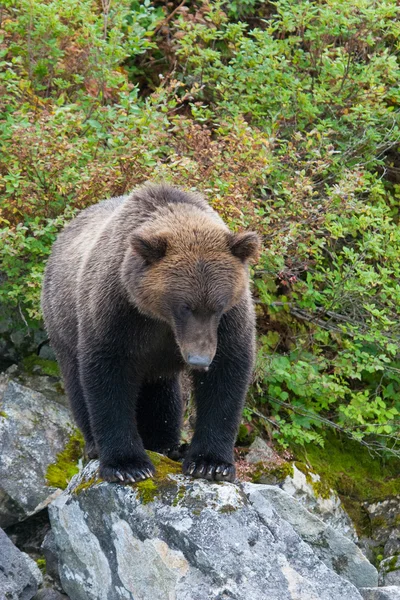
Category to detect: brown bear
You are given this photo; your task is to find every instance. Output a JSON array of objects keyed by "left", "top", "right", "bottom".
[{"left": 41, "top": 183, "right": 259, "bottom": 483}]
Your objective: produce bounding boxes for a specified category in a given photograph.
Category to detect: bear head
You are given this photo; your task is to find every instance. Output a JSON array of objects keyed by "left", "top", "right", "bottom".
[{"left": 123, "top": 205, "right": 260, "bottom": 370}]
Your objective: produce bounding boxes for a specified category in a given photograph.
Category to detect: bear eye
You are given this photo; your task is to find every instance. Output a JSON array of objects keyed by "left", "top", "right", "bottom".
[{"left": 181, "top": 304, "right": 192, "bottom": 315}]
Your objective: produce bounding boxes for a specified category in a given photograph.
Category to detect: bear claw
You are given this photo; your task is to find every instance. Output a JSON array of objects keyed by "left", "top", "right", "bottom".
[
  {"left": 183, "top": 459, "right": 236, "bottom": 482},
  {"left": 100, "top": 461, "right": 155, "bottom": 484}
]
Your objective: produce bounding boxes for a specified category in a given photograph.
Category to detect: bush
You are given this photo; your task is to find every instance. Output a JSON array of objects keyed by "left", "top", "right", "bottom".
[{"left": 0, "top": 0, "right": 399, "bottom": 454}]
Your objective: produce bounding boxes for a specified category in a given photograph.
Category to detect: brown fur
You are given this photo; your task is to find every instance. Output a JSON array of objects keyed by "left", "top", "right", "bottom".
[{"left": 41, "top": 183, "right": 260, "bottom": 483}]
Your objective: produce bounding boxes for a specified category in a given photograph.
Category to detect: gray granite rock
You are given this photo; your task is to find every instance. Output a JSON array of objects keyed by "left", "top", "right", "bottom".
[
  {"left": 364, "top": 498, "right": 400, "bottom": 559},
  {"left": 281, "top": 464, "right": 358, "bottom": 541},
  {"left": 360, "top": 587, "right": 400, "bottom": 600},
  {"left": 49, "top": 459, "right": 365, "bottom": 600},
  {"left": 0, "top": 527, "right": 42, "bottom": 600},
  {"left": 245, "top": 436, "right": 276, "bottom": 463},
  {"left": 32, "top": 590, "right": 69, "bottom": 600},
  {"left": 41, "top": 530, "right": 61, "bottom": 584},
  {"left": 0, "top": 376, "right": 75, "bottom": 527},
  {"left": 244, "top": 483, "right": 378, "bottom": 588},
  {"left": 379, "top": 556, "right": 400, "bottom": 586}
]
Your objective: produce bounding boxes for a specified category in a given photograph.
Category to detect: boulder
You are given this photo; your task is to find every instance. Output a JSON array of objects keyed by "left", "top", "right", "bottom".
[
  {"left": 0, "top": 375, "right": 76, "bottom": 527},
  {"left": 0, "top": 306, "right": 47, "bottom": 365},
  {"left": 379, "top": 556, "right": 400, "bottom": 586},
  {"left": 244, "top": 483, "right": 378, "bottom": 588},
  {"left": 5, "top": 361, "right": 67, "bottom": 407},
  {"left": 0, "top": 527, "right": 42, "bottom": 600},
  {"left": 41, "top": 530, "right": 62, "bottom": 584},
  {"left": 245, "top": 436, "right": 276, "bottom": 464},
  {"left": 281, "top": 464, "right": 358, "bottom": 541},
  {"left": 360, "top": 587, "right": 400, "bottom": 600},
  {"left": 48, "top": 456, "right": 367, "bottom": 600},
  {"left": 364, "top": 498, "right": 400, "bottom": 558}
]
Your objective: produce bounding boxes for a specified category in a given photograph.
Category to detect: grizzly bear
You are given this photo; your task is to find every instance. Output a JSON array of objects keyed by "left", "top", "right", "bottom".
[{"left": 41, "top": 183, "right": 259, "bottom": 483}]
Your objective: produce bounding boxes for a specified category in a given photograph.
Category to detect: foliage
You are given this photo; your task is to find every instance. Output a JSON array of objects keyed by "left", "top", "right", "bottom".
[
  {"left": 46, "top": 430, "right": 85, "bottom": 489},
  {"left": 1, "top": 0, "right": 399, "bottom": 454}
]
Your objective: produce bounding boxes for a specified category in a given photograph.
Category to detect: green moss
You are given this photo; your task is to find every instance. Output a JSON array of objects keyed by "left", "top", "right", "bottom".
[
  {"left": 294, "top": 432, "right": 400, "bottom": 535},
  {"left": 0, "top": 410, "right": 7, "bottom": 418},
  {"left": 251, "top": 460, "right": 294, "bottom": 483},
  {"left": 135, "top": 478, "right": 159, "bottom": 504},
  {"left": 73, "top": 451, "right": 182, "bottom": 501},
  {"left": 46, "top": 430, "right": 85, "bottom": 489},
  {"left": 36, "top": 557, "right": 46, "bottom": 575},
  {"left": 134, "top": 451, "right": 182, "bottom": 504},
  {"left": 73, "top": 475, "right": 103, "bottom": 495},
  {"left": 382, "top": 555, "right": 400, "bottom": 573},
  {"left": 22, "top": 354, "right": 60, "bottom": 378},
  {"left": 172, "top": 484, "right": 186, "bottom": 507}
]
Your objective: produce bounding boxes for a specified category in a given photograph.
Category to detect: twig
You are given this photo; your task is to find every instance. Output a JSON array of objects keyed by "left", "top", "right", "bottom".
[{"left": 154, "top": 0, "right": 187, "bottom": 34}]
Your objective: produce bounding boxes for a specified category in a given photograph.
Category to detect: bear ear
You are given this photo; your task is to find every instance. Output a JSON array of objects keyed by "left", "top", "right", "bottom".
[
  {"left": 228, "top": 231, "right": 261, "bottom": 262},
  {"left": 131, "top": 233, "right": 167, "bottom": 264}
]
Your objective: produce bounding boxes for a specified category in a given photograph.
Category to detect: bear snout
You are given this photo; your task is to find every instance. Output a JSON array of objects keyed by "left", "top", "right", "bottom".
[{"left": 186, "top": 353, "right": 213, "bottom": 371}]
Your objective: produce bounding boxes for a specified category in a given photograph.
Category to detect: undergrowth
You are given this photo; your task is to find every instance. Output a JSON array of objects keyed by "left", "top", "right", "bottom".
[{"left": 1, "top": 0, "right": 399, "bottom": 455}]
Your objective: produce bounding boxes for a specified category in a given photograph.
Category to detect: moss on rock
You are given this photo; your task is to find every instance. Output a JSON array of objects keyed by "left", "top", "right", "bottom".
[
  {"left": 251, "top": 460, "right": 294, "bottom": 484},
  {"left": 135, "top": 451, "right": 182, "bottom": 504},
  {"left": 73, "top": 475, "right": 103, "bottom": 495},
  {"left": 73, "top": 451, "right": 182, "bottom": 502},
  {"left": 22, "top": 354, "right": 60, "bottom": 378},
  {"left": 36, "top": 557, "right": 46, "bottom": 575},
  {"left": 46, "top": 430, "right": 85, "bottom": 489},
  {"left": 294, "top": 432, "right": 400, "bottom": 535}
]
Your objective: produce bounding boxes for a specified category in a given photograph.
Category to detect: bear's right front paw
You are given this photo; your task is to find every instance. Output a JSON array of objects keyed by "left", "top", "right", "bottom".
[{"left": 99, "top": 457, "right": 155, "bottom": 484}]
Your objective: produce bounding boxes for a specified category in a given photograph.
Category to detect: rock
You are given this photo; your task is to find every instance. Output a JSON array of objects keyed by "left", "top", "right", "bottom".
[
  {"left": 385, "top": 530, "right": 400, "bottom": 558},
  {"left": 5, "top": 509, "right": 51, "bottom": 558},
  {"left": 245, "top": 436, "right": 276, "bottom": 464},
  {"left": 0, "top": 376, "right": 76, "bottom": 527},
  {"left": 41, "top": 530, "right": 61, "bottom": 584},
  {"left": 0, "top": 306, "right": 47, "bottom": 365},
  {"left": 32, "top": 590, "right": 69, "bottom": 600},
  {"left": 5, "top": 361, "right": 68, "bottom": 407},
  {"left": 379, "top": 556, "right": 400, "bottom": 586},
  {"left": 360, "top": 587, "right": 400, "bottom": 600},
  {"left": 48, "top": 457, "right": 366, "bottom": 600},
  {"left": 0, "top": 526, "right": 41, "bottom": 600},
  {"left": 364, "top": 498, "right": 400, "bottom": 558},
  {"left": 281, "top": 464, "right": 358, "bottom": 541},
  {"left": 244, "top": 483, "right": 378, "bottom": 588}
]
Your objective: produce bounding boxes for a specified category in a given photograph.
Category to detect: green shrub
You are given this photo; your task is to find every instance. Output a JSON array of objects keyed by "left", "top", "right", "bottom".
[{"left": 0, "top": 0, "right": 399, "bottom": 454}]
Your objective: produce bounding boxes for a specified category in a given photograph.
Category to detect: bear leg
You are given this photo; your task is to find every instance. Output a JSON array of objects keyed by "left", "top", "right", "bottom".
[
  {"left": 136, "top": 376, "right": 182, "bottom": 454},
  {"left": 57, "top": 351, "right": 98, "bottom": 458},
  {"left": 79, "top": 352, "right": 155, "bottom": 483},
  {"left": 183, "top": 313, "right": 254, "bottom": 483}
]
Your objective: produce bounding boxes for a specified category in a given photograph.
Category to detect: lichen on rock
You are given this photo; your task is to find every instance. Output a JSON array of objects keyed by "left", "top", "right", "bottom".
[{"left": 48, "top": 456, "right": 372, "bottom": 600}]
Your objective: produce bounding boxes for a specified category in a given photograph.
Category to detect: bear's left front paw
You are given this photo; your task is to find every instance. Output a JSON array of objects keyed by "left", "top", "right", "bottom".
[{"left": 182, "top": 458, "right": 236, "bottom": 482}]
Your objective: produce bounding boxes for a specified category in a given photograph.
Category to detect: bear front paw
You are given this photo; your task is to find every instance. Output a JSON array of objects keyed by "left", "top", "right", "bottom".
[
  {"left": 99, "top": 457, "right": 155, "bottom": 484},
  {"left": 182, "top": 458, "right": 236, "bottom": 482}
]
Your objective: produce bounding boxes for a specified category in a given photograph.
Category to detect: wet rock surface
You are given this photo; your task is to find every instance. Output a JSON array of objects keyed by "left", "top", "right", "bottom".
[
  {"left": 0, "top": 375, "right": 74, "bottom": 527},
  {"left": 48, "top": 458, "right": 370, "bottom": 600}
]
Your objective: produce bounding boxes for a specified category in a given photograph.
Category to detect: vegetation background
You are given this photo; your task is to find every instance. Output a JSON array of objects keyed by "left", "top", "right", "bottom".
[{"left": 1, "top": 0, "right": 399, "bottom": 467}]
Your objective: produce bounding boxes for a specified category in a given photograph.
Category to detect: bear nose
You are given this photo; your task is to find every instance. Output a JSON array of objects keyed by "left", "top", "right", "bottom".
[{"left": 187, "top": 354, "right": 212, "bottom": 368}]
